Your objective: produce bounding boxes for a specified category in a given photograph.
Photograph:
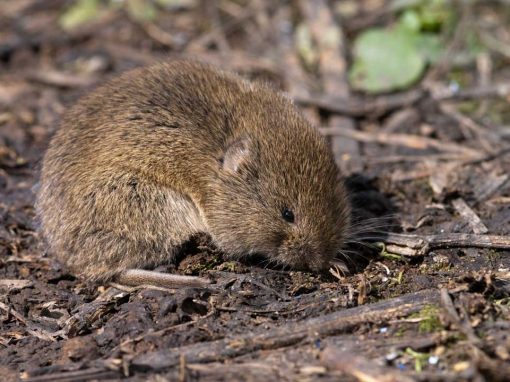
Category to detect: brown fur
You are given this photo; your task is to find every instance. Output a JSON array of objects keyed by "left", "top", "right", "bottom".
[{"left": 36, "top": 60, "right": 350, "bottom": 282}]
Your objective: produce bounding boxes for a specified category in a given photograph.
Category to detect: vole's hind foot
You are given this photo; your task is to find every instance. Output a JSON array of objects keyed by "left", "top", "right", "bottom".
[{"left": 116, "top": 269, "right": 211, "bottom": 288}]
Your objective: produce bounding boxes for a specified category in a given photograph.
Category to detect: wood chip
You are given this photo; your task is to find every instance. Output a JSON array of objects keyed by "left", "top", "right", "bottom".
[
  {"left": 452, "top": 198, "right": 489, "bottom": 234},
  {"left": 0, "top": 279, "right": 33, "bottom": 292}
]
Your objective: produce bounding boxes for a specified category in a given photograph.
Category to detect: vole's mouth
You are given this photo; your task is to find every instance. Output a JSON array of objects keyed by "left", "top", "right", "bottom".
[{"left": 275, "top": 250, "right": 332, "bottom": 272}]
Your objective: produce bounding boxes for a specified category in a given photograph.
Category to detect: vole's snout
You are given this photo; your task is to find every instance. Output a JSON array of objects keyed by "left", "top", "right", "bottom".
[{"left": 277, "top": 239, "right": 334, "bottom": 272}]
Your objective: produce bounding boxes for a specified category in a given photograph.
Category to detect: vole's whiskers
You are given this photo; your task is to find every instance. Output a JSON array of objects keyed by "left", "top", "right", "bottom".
[
  {"left": 336, "top": 251, "right": 356, "bottom": 268},
  {"left": 335, "top": 213, "right": 397, "bottom": 267}
]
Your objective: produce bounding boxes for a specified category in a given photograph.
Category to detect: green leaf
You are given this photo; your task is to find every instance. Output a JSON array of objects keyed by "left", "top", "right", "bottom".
[
  {"left": 413, "top": 33, "right": 442, "bottom": 62},
  {"left": 349, "top": 27, "right": 426, "bottom": 93},
  {"left": 400, "top": 9, "right": 422, "bottom": 32},
  {"left": 59, "top": 0, "right": 102, "bottom": 30}
]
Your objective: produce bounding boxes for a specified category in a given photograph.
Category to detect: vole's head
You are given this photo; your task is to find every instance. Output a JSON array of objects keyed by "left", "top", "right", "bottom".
[{"left": 204, "top": 96, "right": 350, "bottom": 271}]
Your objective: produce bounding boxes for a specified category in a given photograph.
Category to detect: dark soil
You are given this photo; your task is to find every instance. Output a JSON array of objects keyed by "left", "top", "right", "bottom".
[{"left": 1, "top": 1, "right": 509, "bottom": 381}]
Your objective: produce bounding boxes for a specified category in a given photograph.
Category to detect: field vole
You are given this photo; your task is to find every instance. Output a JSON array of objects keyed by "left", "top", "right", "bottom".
[{"left": 36, "top": 60, "right": 350, "bottom": 286}]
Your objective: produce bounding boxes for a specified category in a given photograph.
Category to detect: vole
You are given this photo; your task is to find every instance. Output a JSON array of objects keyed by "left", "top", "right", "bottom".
[{"left": 36, "top": 60, "right": 351, "bottom": 287}]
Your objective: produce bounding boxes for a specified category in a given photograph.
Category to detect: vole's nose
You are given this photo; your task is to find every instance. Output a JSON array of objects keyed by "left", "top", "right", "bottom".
[{"left": 288, "top": 242, "right": 331, "bottom": 271}]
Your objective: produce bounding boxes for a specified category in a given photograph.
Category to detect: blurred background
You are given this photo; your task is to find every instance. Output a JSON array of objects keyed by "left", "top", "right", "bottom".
[{"left": 1, "top": 0, "right": 510, "bottom": 173}]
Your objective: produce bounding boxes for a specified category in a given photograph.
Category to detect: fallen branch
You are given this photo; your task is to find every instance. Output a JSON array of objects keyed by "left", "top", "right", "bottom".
[
  {"left": 21, "top": 367, "right": 119, "bottom": 382},
  {"left": 318, "top": 127, "right": 483, "bottom": 158},
  {"left": 26, "top": 70, "right": 98, "bottom": 88},
  {"left": 295, "top": 81, "right": 510, "bottom": 118},
  {"left": 383, "top": 233, "right": 510, "bottom": 257},
  {"left": 130, "top": 289, "right": 440, "bottom": 371},
  {"left": 294, "top": 89, "right": 424, "bottom": 117}
]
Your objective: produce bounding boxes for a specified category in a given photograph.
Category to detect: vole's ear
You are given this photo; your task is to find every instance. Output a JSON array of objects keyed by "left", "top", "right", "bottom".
[{"left": 221, "top": 136, "right": 254, "bottom": 175}]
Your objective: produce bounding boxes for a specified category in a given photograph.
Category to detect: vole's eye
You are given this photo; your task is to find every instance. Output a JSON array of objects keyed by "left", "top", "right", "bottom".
[{"left": 281, "top": 207, "right": 295, "bottom": 223}]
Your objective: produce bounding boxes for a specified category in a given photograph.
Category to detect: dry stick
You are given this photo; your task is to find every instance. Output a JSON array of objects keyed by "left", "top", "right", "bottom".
[
  {"left": 179, "top": 354, "right": 187, "bottom": 382},
  {"left": 451, "top": 198, "right": 489, "bottom": 235},
  {"left": 21, "top": 368, "right": 119, "bottom": 382},
  {"left": 439, "top": 289, "right": 481, "bottom": 346},
  {"left": 138, "top": 22, "right": 182, "bottom": 48},
  {"left": 443, "top": 82, "right": 510, "bottom": 101},
  {"left": 129, "top": 289, "right": 440, "bottom": 371},
  {"left": 321, "top": 347, "right": 416, "bottom": 382},
  {"left": 294, "top": 89, "right": 424, "bottom": 118},
  {"left": 27, "top": 70, "right": 98, "bottom": 88},
  {"left": 475, "top": 51, "right": 492, "bottom": 117},
  {"left": 363, "top": 153, "right": 469, "bottom": 164},
  {"left": 319, "top": 127, "right": 483, "bottom": 158},
  {"left": 383, "top": 233, "right": 510, "bottom": 257},
  {"left": 296, "top": 80, "right": 510, "bottom": 118},
  {"left": 461, "top": 146, "right": 510, "bottom": 166}
]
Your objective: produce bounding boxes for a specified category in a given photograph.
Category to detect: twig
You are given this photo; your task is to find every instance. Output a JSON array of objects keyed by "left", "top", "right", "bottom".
[
  {"left": 461, "top": 146, "right": 510, "bottom": 166},
  {"left": 318, "top": 127, "right": 483, "bottom": 158},
  {"left": 297, "top": 80, "right": 510, "bottom": 118},
  {"left": 363, "top": 153, "right": 467, "bottom": 164},
  {"left": 383, "top": 233, "right": 510, "bottom": 257},
  {"left": 429, "top": 81, "right": 510, "bottom": 101},
  {"left": 294, "top": 89, "right": 424, "bottom": 117},
  {"left": 475, "top": 51, "right": 492, "bottom": 116},
  {"left": 139, "top": 22, "right": 182, "bottom": 49},
  {"left": 26, "top": 69, "right": 98, "bottom": 88},
  {"left": 21, "top": 367, "right": 119, "bottom": 382},
  {"left": 179, "top": 354, "right": 187, "bottom": 382},
  {"left": 439, "top": 289, "right": 480, "bottom": 345}
]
